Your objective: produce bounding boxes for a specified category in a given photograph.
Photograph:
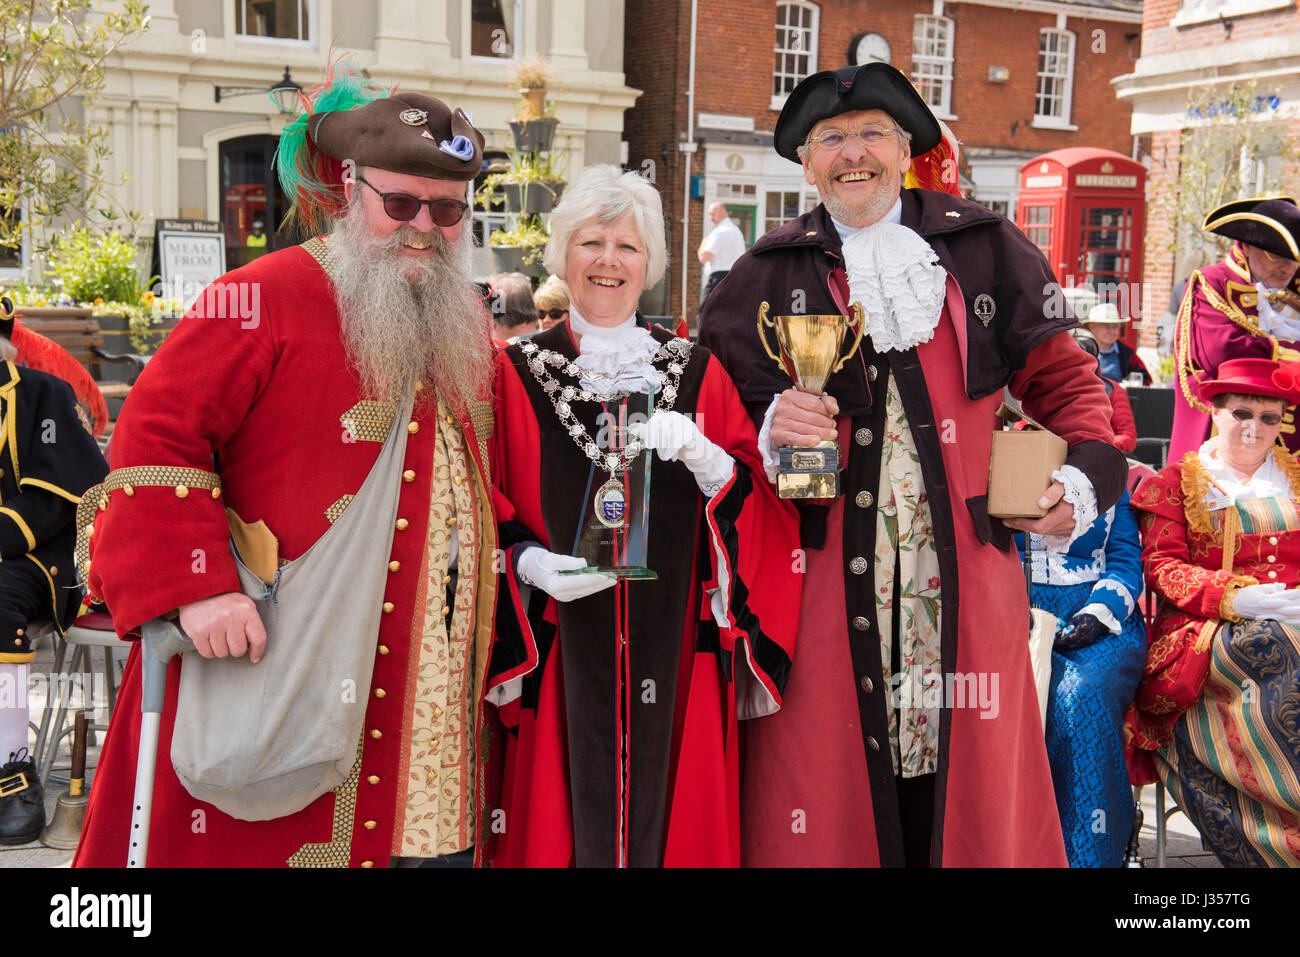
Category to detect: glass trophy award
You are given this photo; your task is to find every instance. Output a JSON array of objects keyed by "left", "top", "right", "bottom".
[{"left": 560, "top": 390, "right": 658, "bottom": 580}]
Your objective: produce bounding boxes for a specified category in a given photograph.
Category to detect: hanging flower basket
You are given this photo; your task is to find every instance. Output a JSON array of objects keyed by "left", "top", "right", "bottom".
[
  {"left": 501, "top": 180, "right": 566, "bottom": 215},
  {"left": 509, "top": 117, "right": 559, "bottom": 152}
]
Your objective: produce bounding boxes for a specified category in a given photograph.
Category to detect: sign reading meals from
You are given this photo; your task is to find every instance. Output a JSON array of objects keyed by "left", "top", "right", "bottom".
[{"left": 156, "top": 219, "right": 227, "bottom": 291}]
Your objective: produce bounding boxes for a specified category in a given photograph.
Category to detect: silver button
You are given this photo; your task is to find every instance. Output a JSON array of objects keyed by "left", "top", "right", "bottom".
[
  {"left": 855, "top": 428, "right": 873, "bottom": 446},
  {"left": 868, "top": 365, "right": 879, "bottom": 382},
  {"left": 1269, "top": 570, "right": 1278, "bottom": 579},
  {"left": 852, "top": 616, "right": 871, "bottom": 632},
  {"left": 1267, "top": 555, "right": 1276, "bottom": 563},
  {"left": 1270, "top": 536, "right": 1279, "bottom": 545},
  {"left": 849, "top": 557, "right": 868, "bottom": 575},
  {"left": 859, "top": 675, "right": 874, "bottom": 693},
  {"left": 855, "top": 491, "right": 874, "bottom": 509},
  {"left": 867, "top": 735, "right": 880, "bottom": 752}
]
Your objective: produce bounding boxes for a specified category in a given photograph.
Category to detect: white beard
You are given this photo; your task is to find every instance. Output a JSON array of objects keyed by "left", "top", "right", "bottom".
[{"left": 325, "top": 198, "right": 491, "bottom": 412}]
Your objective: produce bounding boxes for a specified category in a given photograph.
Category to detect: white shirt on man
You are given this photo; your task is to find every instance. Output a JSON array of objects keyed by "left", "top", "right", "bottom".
[{"left": 700, "top": 216, "right": 746, "bottom": 281}]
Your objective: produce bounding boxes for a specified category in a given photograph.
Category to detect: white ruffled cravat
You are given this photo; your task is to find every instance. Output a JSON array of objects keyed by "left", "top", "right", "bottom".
[
  {"left": 836, "top": 203, "right": 947, "bottom": 354},
  {"left": 568, "top": 307, "right": 663, "bottom": 397}
]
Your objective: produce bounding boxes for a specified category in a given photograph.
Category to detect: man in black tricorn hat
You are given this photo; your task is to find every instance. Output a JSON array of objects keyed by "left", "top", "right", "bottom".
[
  {"left": 1170, "top": 196, "right": 1300, "bottom": 459},
  {"left": 76, "top": 67, "right": 504, "bottom": 868},
  {"left": 700, "top": 63, "right": 1125, "bottom": 866}
]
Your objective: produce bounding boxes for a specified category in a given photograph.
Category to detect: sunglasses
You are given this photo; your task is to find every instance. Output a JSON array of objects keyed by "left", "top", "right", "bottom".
[
  {"left": 356, "top": 175, "right": 469, "bottom": 227},
  {"left": 537, "top": 308, "right": 568, "bottom": 320},
  {"left": 1229, "top": 407, "right": 1283, "bottom": 426}
]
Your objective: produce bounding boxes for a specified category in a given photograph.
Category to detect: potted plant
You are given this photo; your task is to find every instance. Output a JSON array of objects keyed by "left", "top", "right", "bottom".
[
  {"left": 488, "top": 219, "right": 551, "bottom": 278},
  {"left": 510, "top": 55, "right": 558, "bottom": 151},
  {"left": 478, "top": 151, "right": 568, "bottom": 216}
]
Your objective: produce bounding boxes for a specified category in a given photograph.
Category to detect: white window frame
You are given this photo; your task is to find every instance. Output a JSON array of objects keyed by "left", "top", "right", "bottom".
[
  {"left": 911, "top": 15, "right": 955, "bottom": 120},
  {"left": 232, "top": 0, "right": 317, "bottom": 49},
  {"left": 468, "top": 0, "right": 526, "bottom": 64},
  {"left": 1033, "top": 28, "right": 1077, "bottom": 130},
  {"left": 771, "top": 1, "right": 820, "bottom": 111},
  {"left": 0, "top": 201, "right": 28, "bottom": 283}
]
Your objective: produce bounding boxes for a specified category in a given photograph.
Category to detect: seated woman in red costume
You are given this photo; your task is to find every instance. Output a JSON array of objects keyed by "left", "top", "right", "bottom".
[
  {"left": 1126, "top": 357, "right": 1300, "bottom": 866},
  {"left": 485, "top": 165, "right": 799, "bottom": 867}
]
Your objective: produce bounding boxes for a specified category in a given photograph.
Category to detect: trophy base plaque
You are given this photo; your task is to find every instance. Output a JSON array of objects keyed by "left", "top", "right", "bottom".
[{"left": 776, "top": 443, "right": 841, "bottom": 499}]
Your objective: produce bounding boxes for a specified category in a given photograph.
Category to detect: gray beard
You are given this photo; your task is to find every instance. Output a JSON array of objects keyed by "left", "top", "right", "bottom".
[{"left": 325, "top": 203, "right": 492, "bottom": 411}]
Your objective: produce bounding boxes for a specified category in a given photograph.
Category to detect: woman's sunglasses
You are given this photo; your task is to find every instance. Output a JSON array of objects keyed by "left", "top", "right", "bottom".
[
  {"left": 1229, "top": 407, "right": 1283, "bottom": 426},
  {"left": 357, "top": 175, "right": 469, "bottom": 227},
  {"left": 537, "top": 308, "right": 568, "bottom": 320}
]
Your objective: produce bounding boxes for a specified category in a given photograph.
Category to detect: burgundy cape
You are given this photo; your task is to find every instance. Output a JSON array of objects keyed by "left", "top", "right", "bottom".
[
  {"left": 700, "top": 193, "right": 1127, "bottom": 866},
  {"left": 484, "top": 320, "right": 800, "bottom": 867},
  {"left": 1170, "top": 243, "right": 1300, "bottom": 460}
]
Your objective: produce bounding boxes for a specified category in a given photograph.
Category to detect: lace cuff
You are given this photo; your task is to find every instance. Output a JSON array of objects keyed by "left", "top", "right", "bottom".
[
  {"left": 1078, "top": 602, "right": 1122, "bottom": 635},
  {"left": 1041, "top": 465, "right": 1098, "bottom": 554},
  {"left": 756, "top": 393, "right": 782, "bottom": 484}
]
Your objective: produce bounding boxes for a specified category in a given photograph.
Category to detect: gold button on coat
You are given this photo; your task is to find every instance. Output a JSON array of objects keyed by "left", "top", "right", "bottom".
[
  {"left": 407, "top": 421, "right": 419, "bottom": 434},
  {"left": 382, "top": 602, "right": 395, "bottom": 613},
  {"left": 378, "top": 645, "right": 390, "bottom": 655},
  {"left": 175, "top": 485, "right": 189, "bottom": 498},
  {"left": 389, "top": 561, "right": 400, "bottom": 572},
  {"left": 361, "top": 860, "right": 374, "bottom": 868},
  {"left": 367, "top": 775, "right": 380, "bottom": 785},
  {"left": 369, "top": 729, "right": 382, "bottom": 739},
  {"left": 363, "top": 820, "right": 377, "bottom": 830},
  {"left": 402, "top": 470, "right": 416, "bottom": 482},
  {"left": 395, "top": 518, "right": 409, "bottom": 530},
  {"left": 374, "top": 688, "right": 386, "bottom": 698}
]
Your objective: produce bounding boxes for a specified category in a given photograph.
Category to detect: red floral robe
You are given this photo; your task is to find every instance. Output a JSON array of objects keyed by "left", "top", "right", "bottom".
[{"left": 1125, "top": 447, "right": 1300, "bottom": 783}]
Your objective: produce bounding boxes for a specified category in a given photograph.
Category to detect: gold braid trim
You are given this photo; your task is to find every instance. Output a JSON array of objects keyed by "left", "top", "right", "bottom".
[
  {"left": 74, "top": 466, "right": 222, "bottom": 584},
  {"left": 1220, "top": 576, "right": 1262, "bottom": 623},
  {"left": 1175, "top": 272, "right": 1213, "bottom": 416},
  {"left": 1180, "top": 453, "right": 1217, "bottom": 535},
  {"left": 1272, "top": 444, "right": 1300, "bottom": 500},
  {"left": 1221, "top": 502, "right": 1242, "bottom": 573}
]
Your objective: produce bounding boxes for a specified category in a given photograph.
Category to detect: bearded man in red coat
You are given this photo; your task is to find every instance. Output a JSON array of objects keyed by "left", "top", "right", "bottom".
[
  {"left": 74, "top": 73, "right": 502, "bottom": 867},
  {"left": 699, "top": 64, "right": 1126, "bottom": 867}
]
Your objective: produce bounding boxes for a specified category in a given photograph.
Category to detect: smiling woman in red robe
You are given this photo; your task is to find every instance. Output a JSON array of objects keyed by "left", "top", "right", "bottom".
[{"left": 484, "top": 166, "right": 799, "bottom": 867}]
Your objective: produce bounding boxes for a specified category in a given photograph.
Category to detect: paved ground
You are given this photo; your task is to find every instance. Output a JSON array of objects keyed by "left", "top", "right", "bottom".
[{"left": 2, "top": 634, "right": 1221, "bottom": 868}]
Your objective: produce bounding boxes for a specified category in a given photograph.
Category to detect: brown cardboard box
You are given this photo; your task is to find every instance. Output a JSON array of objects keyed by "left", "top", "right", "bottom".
[{"left": 987, "top": 409, "right": 1068, "bottom": 519}]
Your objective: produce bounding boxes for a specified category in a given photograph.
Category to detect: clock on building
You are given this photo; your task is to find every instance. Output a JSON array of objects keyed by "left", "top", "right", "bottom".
[{"left": 849, "top": 32, "right": 891, "bottom": 66}]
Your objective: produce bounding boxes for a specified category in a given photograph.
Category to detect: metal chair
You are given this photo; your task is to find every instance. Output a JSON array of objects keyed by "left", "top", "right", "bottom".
[
  {"left": 1126, "top": 386, "right": 1175, "bottom": 470},
  {"left": 33, "top": 611, "right": 125, "bottom": 783}
]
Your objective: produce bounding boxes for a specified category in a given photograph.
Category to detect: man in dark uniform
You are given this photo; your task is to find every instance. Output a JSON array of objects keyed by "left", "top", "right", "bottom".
[
  {"left": 0, "top": 297, "right": 108, "bottom": 843},
  {"left": 699, "top": 64, "right": 1124, "bottom": 866}
]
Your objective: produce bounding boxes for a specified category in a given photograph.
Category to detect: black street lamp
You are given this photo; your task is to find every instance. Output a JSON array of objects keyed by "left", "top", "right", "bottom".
[{"left": 215, "top": 67, "right": 302, "bottom": 114}]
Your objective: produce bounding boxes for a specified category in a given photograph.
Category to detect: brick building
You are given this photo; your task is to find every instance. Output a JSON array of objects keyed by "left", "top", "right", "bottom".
[
  {"left": 624, "top": 0, "right": 1142, "bottom": 321},
  {"left": 1114, "top": 0, "right": 1300, "bottom": 348}
]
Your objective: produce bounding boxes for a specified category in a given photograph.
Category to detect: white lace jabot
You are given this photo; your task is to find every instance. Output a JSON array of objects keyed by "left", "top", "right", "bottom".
[
  {"left": 568, "top": 307, "right": 663, "bottom": 397},
  {"left": 837, "top": 201, "right": 947, "bottom": 354},
  {"left": 1197, "top": 439, "right": 1291, "bottom": 501}
]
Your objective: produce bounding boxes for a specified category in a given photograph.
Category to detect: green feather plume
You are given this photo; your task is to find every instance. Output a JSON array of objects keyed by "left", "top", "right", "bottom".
[{"left": 274, "top": 57, "right": 392, "bottom": 236}]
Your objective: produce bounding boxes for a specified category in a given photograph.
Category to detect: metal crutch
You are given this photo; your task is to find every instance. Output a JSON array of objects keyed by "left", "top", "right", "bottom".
[{"left": 127, "top": 619, "right": 191, "bottom": 868}]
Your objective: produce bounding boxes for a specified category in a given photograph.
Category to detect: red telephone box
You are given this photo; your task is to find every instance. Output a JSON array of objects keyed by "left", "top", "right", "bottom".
[{"left": 1016, "top": 148, "right": 1146, "bottom": 344}]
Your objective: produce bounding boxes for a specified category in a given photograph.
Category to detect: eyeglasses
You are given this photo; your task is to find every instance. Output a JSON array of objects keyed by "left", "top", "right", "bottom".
[
  {"left": 1229, "top": 407, "right": 1284, "bottom": 426},
  {"left": 537, "top": 308, "right": 568, "bottom": 320},
  {"left": 806, "top": 125, "right": 906, "bottom": 152},
  {"left": 356, "top": 175, "right": 469, "bottom": 226}
]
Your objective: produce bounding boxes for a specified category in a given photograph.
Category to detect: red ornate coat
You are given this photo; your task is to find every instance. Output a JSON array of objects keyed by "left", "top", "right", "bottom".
[
  {"left": 1124, "top": 447, "right": 1300, "bottom": 784},
  {"left": 73, "top": 240, "right": 503, "bottom": 867},
  {"left": 1170, "top": 243, "right": 1300, "bottom": 459}
]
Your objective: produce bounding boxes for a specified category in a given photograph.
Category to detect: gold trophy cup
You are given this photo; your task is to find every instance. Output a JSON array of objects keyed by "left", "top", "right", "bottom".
[{"left": 757, "top": 301, "right": 865, "bottom": 499}]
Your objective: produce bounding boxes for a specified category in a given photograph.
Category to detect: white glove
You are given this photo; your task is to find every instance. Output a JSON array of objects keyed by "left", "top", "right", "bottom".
[
  {"left": 1231, "top": 582, "right": 1300, "bottom": 625},
  {"left": 515, "top": 546, "right": 616, "bottom": 602},
  {"left": 629, "top": 410, "right": 735, "bottom": 497}
]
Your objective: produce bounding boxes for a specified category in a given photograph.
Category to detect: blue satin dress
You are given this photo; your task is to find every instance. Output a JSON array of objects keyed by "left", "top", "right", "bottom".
[{"left": 1015, "top": 490, "right": 1147, "bottom": 867}]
